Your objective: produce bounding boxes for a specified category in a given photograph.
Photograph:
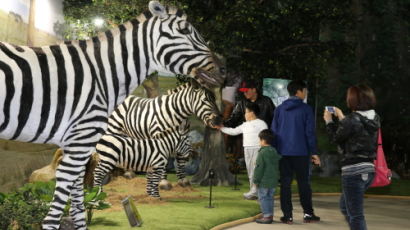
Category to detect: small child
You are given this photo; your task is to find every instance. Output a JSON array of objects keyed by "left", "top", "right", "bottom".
[
  {"left": 253, "top": 129, "right": 281, "bottom": 224},
  {"left": 219, "top": 103, "right": 268, "bottom": 200}
]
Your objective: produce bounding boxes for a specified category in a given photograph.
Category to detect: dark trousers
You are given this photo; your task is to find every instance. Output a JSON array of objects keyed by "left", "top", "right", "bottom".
[
  {"left": 280, "top": 155, "right": 314, "bottom": 217},
  {"left": 340, "top": 172, "right": 374, "bottom": 230}
]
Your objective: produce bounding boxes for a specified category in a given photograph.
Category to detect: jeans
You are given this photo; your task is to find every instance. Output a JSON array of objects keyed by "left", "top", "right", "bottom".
[
  {"left": 280, "top": 156, "right": 314, "bottom": 217},
  {"left": 258, "top": 187, "right": 275, "bottom": 217},
  {"left": 340, "top": 172, "right": 375, "bottom": 230}
]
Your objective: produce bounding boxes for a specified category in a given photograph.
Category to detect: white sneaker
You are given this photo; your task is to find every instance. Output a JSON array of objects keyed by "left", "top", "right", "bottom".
[{"left": 243, "top": 192, "right": 258, "bottom": 200}]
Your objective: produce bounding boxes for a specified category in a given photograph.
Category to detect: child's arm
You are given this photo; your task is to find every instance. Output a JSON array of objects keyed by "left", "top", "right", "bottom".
[
  {"left": 253, "top": 150, "right": 265, "bottom": 185},
  {"left": 220, "top": 123, "right": 244, "bottom": 136}
]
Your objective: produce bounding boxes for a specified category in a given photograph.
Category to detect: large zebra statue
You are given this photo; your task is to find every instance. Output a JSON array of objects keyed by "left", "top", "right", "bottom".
[
  {"left": 94, "top": 120, "right": 192, "bottom": 198},
  {"left": 0, "top": 1, "right": 223, "bottom": 229}
]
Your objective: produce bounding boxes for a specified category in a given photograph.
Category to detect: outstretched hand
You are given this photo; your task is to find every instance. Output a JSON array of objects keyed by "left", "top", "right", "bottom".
[
  {"left": 213, "top": 125, "right": 223, "bottom": 130},
  {"left": 311, "top": 155, "right": 321, "bottom": 167}
]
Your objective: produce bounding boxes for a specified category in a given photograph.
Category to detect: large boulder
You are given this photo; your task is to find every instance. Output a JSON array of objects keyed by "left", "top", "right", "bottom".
[
  {"left": 29, "top": 149, "right": 63, "bottom": 182},
  {"left": 29, "top": 149, "right": 100, "bottom": 187}
]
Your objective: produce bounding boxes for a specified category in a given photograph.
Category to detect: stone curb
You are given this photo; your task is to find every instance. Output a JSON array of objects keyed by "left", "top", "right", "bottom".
[
  {"left": 209, "top": 213, "right": 263, "bottom": 230},
  {"left": 210, "top": 193, "right": 410, "bottom": 230}
]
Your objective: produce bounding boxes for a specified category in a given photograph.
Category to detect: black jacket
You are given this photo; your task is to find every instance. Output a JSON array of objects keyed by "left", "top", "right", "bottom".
[
  {"left": 224, "top": 95, "right": 275, "bottom": 128},
  {"left": 326, "top": 112, "right": 380, "bottom": 166}
]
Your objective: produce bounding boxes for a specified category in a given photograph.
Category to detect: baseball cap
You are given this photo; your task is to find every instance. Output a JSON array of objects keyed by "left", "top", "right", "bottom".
[{"left": 238, "top": 80, "right": 257, "bottom": 92}]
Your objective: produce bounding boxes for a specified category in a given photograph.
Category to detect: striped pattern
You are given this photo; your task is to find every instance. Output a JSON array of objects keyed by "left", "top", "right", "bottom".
[
  {"left": 94, "top": 120, "right": 191, "bottom": 197},
  {"left": 106, "top": 82, "right": 220, "bottom": 139},
  {"left": 94, "top": 82, "right": 220, "bottom": 197},
  {"left": 0, "top": 2, "right": 220, "bottom": 229}
]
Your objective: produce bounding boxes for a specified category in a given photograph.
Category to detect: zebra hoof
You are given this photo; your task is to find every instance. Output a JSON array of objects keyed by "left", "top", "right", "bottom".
[
  {"left": 177, "top": 179, "right": 191, "bottom": 187},
  {"left": 159, "top": 180, "right": 173, "bottom": 190},
  {"left": 123, "top": 171, "right": 136, "bottom": 179},
  {"left": 59, "top": 217, "right": 75, "bottom": 230},
  {"left": 147, "top": 194, "right": 162, "bottom": 200}
]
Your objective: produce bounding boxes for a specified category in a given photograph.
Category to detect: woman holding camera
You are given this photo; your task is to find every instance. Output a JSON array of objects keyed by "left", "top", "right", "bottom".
[{"left": 323, "top": 84, "right": 380, "bottom": 230}]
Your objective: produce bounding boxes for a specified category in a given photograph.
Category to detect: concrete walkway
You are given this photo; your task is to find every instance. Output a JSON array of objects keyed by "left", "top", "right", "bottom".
[{"left": 225, "top": 195, "right": 410, "bottom": 230}]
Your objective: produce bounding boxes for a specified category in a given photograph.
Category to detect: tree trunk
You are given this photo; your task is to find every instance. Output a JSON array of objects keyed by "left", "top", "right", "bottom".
[{"left": 191, "top": 88, "right": 235, "bottom": 186}]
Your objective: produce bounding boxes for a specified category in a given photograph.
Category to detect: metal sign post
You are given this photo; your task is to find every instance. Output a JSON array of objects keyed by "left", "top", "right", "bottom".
[{"left": 206, "top": 169, "right": 215, "bottom": 208}]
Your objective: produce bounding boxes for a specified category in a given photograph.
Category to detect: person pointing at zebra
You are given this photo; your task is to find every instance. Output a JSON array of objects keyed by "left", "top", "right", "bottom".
[{"left": 216, "top": 103, "right": 268, "bottom": 200}]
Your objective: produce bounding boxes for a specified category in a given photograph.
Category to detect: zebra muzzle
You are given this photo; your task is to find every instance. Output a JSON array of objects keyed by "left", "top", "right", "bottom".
[{"left": 195, "top": 69, "right": 224, "bottom": 88}]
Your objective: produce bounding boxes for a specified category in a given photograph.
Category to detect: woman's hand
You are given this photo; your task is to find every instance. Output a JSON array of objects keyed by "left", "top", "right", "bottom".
[
  {"left": 334, "top": 107, "right": 345, "bottom": 120},
  {"left": 323, "top": 110, "right": 333, "bottom": 123}
]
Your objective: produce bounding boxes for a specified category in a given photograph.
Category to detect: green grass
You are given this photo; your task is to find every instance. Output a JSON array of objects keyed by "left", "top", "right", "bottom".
[
  {"left": 89, "top": 174, "right": 260, "bottom": 230},
  {"left": 89, "top": 173, "right": 410, "bottom": 230}
]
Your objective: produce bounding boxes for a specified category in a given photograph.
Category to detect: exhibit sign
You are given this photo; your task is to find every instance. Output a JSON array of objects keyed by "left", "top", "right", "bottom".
[{"left": 262, "top": 78, "right": 291, "bottom": 107}]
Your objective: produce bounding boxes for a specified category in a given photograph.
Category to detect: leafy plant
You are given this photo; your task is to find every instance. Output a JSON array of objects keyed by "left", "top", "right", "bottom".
[
  {"left": 0, "top": 182, "right": 53, "bottom": 230},
  {"left": 0, "top": 181, "right": 110, "bottom": 229},
  {"left": 84, "top": 187, "right": 111, "bottom": 224}
]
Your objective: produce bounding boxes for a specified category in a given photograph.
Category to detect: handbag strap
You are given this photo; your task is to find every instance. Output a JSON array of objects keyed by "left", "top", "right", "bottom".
[{"left": 378, "top": 128, "right": 382, "bottom": 146}]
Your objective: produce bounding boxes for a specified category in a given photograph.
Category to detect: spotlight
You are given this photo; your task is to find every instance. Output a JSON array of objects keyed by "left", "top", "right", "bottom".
[{"left": 93, "top": 17, "right": 104, "bottom": 27}]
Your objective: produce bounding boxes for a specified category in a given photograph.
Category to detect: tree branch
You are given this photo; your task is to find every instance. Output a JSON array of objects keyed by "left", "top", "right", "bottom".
[{"left": 241, "top": 42, "right": 326, "bottom": 55}]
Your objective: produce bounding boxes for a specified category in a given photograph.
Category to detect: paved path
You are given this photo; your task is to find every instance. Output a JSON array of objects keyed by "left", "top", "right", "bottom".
[{"left": 225, "top": 195, "right": 410, "bottom": 230}]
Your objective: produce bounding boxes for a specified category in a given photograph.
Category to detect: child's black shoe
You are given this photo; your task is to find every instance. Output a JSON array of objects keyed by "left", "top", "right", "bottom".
[{"left": 280, "top": 216, "right": 293, "bottom": 224}]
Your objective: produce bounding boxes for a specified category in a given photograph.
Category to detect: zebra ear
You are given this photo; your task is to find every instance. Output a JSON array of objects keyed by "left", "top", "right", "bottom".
[{"left": 149, "top": 1, "right": 167, "bottom": 19}]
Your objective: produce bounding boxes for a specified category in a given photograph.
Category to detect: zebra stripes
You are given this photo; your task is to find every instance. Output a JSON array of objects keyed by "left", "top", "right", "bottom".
[
  {"left": 105, "top": 81, "right": 222, "bottom": 139},
  {"left": 94, "top": 120, "right": 191, "bottom": 198},
  {"left": 0, "top": 1, "right": 222, "bottom": 229}
]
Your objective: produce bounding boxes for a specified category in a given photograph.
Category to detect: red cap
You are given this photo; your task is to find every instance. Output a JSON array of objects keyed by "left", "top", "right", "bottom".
[{"left": 238, "top": 80, "right": 256, "bottom": 92}]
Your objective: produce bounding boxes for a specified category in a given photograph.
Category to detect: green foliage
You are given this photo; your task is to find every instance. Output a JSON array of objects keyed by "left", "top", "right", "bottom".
[
  {"left": 0, "top": 181, "right": 111, "bottom": 229},
  {"left": 61, "top": 0, "right": 353, "bottom": 80},
  {"left": 84, "top": 187, "right": 111, "bottom": 224},
  {"left": 0, "top": 182, "right": 52, "bottom": 230}
]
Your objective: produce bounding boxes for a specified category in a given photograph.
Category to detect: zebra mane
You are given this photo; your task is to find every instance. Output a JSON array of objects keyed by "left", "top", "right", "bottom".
[
  {"left": 85, "top": 4, "right": 187, "bottom": 44},
  {"left": 166, "top": 82, "right": 191, "bottom": 95}
]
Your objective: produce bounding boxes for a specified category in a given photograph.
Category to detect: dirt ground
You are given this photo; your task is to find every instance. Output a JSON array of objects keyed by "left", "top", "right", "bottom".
[{"left": 102, "top": 176, "right": 204, "bottom": 212}]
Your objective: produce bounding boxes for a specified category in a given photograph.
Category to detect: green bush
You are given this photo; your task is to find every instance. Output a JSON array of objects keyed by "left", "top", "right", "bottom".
[
  {"left": 0, "top": 181, "right": 110, "bottom": 229},
  {"left": 0, "top": 182, "right": 52, "bottom": 230}
]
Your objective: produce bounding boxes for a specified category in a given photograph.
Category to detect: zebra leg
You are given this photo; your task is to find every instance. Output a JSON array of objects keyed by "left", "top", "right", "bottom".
[
  {"left": 146, "top": 171, "right": 155, "bottom": 196},
  {"left": 69, "top": 170, "right": 87, "bottom": 229},
  {"left": 176, "top": 160, "right": 190, "bottom": 187},
  {"left": 93, "top": 156, "right": 117, "bottom": 195},
  {"left": 150, "top": 167, "right": 166, "bottom": 198},
  {"left": 42, "top": 154, "right": 88, "bottom": 230}
]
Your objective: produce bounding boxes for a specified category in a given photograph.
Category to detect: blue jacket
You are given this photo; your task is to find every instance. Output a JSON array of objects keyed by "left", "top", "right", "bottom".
[{"left": 270, "top": 97, "right": 317, "bottom": 156}]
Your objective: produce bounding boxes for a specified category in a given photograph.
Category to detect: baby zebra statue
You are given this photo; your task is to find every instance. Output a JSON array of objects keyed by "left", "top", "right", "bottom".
[
  {"left": 94, "top": 120, "right": 191, "bottom": 197},
  {"left": 94, "top": 81, "right": 221, "bottom": 198}
]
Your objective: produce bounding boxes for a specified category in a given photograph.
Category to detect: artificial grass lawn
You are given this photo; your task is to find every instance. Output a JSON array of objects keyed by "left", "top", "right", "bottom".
[
  {"left": 89, "top": 174, "right": 260, "bottom": 230},
  {"left": 89, "top": 173, "right": 410, "bottom": 230}
]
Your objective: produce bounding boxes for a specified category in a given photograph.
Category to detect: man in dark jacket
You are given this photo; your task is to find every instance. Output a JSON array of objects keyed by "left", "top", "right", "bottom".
[
  {"left": 224, "top": 80, "right": 275, "bottom": 128},
  {"left": 271, "top": 80, "right": 321, "bottom": 224}
]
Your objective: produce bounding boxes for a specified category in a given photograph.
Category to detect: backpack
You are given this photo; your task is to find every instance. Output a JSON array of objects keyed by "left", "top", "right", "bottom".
[{"left": 370, "top": 129, "right": 392, "bottom": 187}]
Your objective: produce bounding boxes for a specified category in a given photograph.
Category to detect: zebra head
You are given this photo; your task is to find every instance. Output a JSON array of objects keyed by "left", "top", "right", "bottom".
[
  {"left": 188, "top": 81, "right": 223, "bottom": 128},
  {"left": 167, "top": 81, "right": 222, "bottom": 128},
  {"left": 147, "top": 1, "right": 225, "bottom": 88}
]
